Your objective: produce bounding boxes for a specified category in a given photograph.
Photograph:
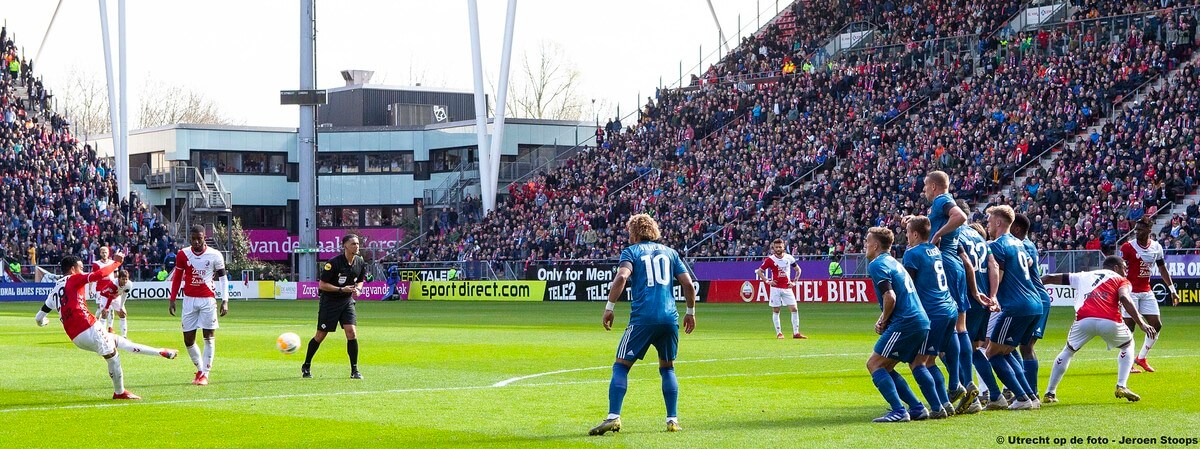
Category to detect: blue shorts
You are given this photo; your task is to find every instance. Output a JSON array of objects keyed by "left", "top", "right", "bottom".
[
  {"left": 990, "top": 312, "right": 1040, "bottom": 347},
  {"left": 1032, "top": 301, "right": 1052, "bottom": 339},
  {"left": 874, "top": 327, "right": 929, "bottom": 364},
  {"left": 615, "top": 323, "right": 678, "bottom": 362},
  {"left": 923, "top": 317, "right": 956, "bottom": 355},
  {"left": 965, "top": 308, "right": 990, "bottom": 342}
]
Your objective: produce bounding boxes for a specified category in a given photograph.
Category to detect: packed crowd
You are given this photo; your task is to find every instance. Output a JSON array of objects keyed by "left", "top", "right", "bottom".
[
  {"left": 415, "top": 0, "right": 1001, "bottom": 262},
  {"left": 1072, "top": 0, "right": 1200, "bottom": 21},
  {"left": 704, "top": 0, "right": 1024, "bottom": 85},
  {"left": 868, "top": 0, "right": 1023, "bottom": 45},
  {"left": 1011, "top": 60, "right": 1200, "bottom": 252},
  {"left": 401, "top": 2, "right": 1200, "bottom": 264},
  {"left": 1162, "top": 199, "right": 1200, "bottom": 250},
  {"left": 0, "top": 27, "right": 178, "bottom": 281},
  {"left": 694, "top": 6, "right": 1191, "bottom": 257}
]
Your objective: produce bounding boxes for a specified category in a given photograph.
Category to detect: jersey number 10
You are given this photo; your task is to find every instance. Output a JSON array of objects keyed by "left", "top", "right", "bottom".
[{"left": 640, "top": 254, "right": 671, "bottom": 287}]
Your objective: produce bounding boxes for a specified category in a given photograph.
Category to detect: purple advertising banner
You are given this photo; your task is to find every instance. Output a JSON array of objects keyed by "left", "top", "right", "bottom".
[
  {"left": 1160, "top": 254, "right": 1200, "bottom": 279},
  {"left": 692, "top": 259, "right": 856, "bottom": 281},
  {"left": 245, "top": 229, "right": 406, "bottom": 261},
  {"left": 294, "top": 281, "right": 406, "bottom": 301}
]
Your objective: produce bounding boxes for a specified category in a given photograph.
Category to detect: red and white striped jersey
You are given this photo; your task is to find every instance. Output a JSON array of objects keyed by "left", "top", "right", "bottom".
[
  {"left": 1119, "top": 240, "right": 1163, "bottom": 293},
  {"left": 759, "top": 254, "right": 798, "bottom": 289},
  {"left": 174, "top": 247, "right": 226, "bottom": 298},
  {"left": 1068, "top": 269, "right": 1133, "bottom": 323},
  {"left": 96, "top": 278, "right": 130, "bottom": 303},
  {"left": 92, "top": 259, "right": 118, "bottom": 283},
  {"left": 45, "top": 265, "right": 120, "bottom": 339}
]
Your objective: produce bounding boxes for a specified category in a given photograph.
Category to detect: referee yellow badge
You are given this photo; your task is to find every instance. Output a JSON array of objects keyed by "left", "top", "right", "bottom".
[{"left": 324, "top": 263, "right": 332, "bottom": 271}]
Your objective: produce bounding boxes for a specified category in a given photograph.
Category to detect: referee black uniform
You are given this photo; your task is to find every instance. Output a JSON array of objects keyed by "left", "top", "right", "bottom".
[
  {"left": 318, "top": 254, "right": 365, "bottom": 331},
  {"left": 301, "top": 250, "right": 366, "bottom": 379}
]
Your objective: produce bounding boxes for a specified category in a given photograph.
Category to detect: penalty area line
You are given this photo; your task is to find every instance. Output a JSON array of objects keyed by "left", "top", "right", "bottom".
[{"left": 0, "top": 369, "right": 845, "bottom": 414}]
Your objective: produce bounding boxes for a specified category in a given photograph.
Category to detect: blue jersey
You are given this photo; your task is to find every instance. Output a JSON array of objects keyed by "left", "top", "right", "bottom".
[
  {"left": 959, "top": 226, "right": 991, "bottom": 305},
  {"left": 1022, "top": 238, "right": 1053, "bottom": 306},
  {"left": 988, "top": 234, "right": 1043, "bottom": 316},
  {"left": 902, "top": 243, "right": 958, "bottom": 321},
  {"left": 929, "top": 193, "right": 961, "bottom": 256},
  {"left": 620, "top": 241, "right": 687, "bottom": 325},
  {"left": 868, "top": 254, "right": 931, "bottom": 332}
]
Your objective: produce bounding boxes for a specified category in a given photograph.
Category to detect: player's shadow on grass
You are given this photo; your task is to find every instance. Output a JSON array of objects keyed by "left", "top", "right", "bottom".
[
  {"left": 708, "top": 406, "right": 883, "bottom": 431},
  {"left": 523, "top": 409, "right": 884, "bottom": 441}
]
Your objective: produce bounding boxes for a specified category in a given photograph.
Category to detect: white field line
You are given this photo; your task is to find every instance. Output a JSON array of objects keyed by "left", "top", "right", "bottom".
[
  {"left": 0, "top": 353, "right": 860, "bottom": 414},
  {"left": 1, "top": 353, "right": 1192, "bottom": 414},
  {"left": 491, "top": 352, "right": 861, "bottom": 387}
]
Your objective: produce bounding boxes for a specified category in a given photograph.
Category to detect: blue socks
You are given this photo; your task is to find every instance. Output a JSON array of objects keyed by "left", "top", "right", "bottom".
[
  {"left": 1023, "top": 358, "right": 1039, "bottom": 396},
  {"left": 974, "top": 348, "right": 1001, "bottom": 400},
  {"left": 871, "top": 368, "right": 905, "bottom": 412},
  {"left": 608, "top": 363, "right": 631, "bottom": 415},
  {"left": 989, "top": 354, "right": 1027, "bottom": 400},
  {"left": 928, "top": 365, "right": 951, "bottom": 405},
  {"left": 889, "top": 370, "right": 923, "bottom": 410},
  {"left": 942, "top": 335, "right": 961, "bottom": 391},
  {"left": 1007, "top": 352, "right": 1034, "bottom": 398},
  {"left": 910, "top": 365, "right": 941, "bottom": 411},
  {"left": 957, "top": 332, "right": 973, "bottom": 387},
  {"left": 660, "top": 367, "right": 678, "bottom": 418}
]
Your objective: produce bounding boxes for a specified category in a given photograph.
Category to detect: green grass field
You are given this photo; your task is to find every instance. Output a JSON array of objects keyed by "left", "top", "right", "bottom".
[{"left": 2, "top": 300, "right": 1198, "bottom": 448}]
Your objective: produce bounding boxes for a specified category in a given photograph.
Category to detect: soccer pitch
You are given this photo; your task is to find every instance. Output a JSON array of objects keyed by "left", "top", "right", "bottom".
[{"left": 2, "top": 301, "right": 1198, "bottom": 448}]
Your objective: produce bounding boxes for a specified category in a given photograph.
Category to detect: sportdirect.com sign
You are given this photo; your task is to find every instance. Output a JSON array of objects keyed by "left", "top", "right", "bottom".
[{"left": 409, "top": 281, "right": 546, "bottom": 301}]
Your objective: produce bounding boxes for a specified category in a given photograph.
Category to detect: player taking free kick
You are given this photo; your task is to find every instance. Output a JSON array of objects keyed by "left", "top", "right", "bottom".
[{"left": 36, "top": 253, "right": 177, "bottom": 399}]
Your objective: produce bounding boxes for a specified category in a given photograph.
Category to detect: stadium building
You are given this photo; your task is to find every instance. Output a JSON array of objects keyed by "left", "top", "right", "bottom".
[{"left": 86, "top": 72, "right": 592, "bottom": 264}]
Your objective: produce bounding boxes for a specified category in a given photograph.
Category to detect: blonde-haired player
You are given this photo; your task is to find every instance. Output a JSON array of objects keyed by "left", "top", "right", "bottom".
[
  {"left": 89, "top": 246, "right": 118, "bottom": 316},
  {"left": 755, "top": 238, "right": 807, "bottom": 339}
]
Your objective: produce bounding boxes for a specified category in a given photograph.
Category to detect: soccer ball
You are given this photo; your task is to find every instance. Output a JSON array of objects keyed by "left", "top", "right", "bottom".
[{"left": 276, "top": 332, "right": 301, "bottom": 355}]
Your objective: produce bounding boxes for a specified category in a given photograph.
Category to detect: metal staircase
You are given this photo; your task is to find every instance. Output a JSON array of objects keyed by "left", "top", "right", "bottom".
[
  {"left": 423, "top": 162, "right": 480, "bottom": 211},
  {"left": 144, "top": 165, "right": 233, "bottom": 241}
]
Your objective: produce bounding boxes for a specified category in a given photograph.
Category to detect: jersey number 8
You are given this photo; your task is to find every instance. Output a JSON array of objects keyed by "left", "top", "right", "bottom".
[{"left": 933, "top": 260, "right": 949, "bottom": 290}]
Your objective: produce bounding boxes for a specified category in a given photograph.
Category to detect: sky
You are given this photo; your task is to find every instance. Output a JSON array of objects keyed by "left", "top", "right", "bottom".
[{"left": 1, "top": 0, "right": 789, "bottom": 128}]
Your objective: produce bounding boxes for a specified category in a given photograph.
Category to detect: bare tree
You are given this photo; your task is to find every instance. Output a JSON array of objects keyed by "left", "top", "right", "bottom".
[
  {"left": 138, "top": 81, "right": 235, "bottom": 128},
  {"left": 57, "top": 68, "right": 111, "bottom": 138},
  {"left": 510, "top": 40, "right": 585, "bottom": 120}
]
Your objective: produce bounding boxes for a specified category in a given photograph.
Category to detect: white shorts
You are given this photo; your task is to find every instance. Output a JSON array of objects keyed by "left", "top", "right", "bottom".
[
  {"left": 1066, "top": 318, "right": 1134, "bottom": 351},
  {"left": 72, "top": 322, "right": 116, "bottom": 356},
  {"left": 181, "top": 295, "right": 220, "bottom": 332},
  {"left": 1121, "top": 291, "right": 1160, "bottom": 318},
  {"left": 98, "top": 296, "right": 126, "bottom": 314},
  {"left": 986, "top": 311, "right": 1001, "bottom": 340},
  {"left": 769, "top": 287, "right": 797, "bottom": 307}
]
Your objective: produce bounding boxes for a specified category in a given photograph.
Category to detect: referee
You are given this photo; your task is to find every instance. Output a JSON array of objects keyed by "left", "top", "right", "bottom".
[{"left": 302, "top": 234, "right": 366, "bottom": 379}]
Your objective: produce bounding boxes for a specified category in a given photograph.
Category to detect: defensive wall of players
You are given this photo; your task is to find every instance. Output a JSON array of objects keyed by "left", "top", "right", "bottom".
[{"left": 3, "top": 254, "right": 1198, "bottom": 304}]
